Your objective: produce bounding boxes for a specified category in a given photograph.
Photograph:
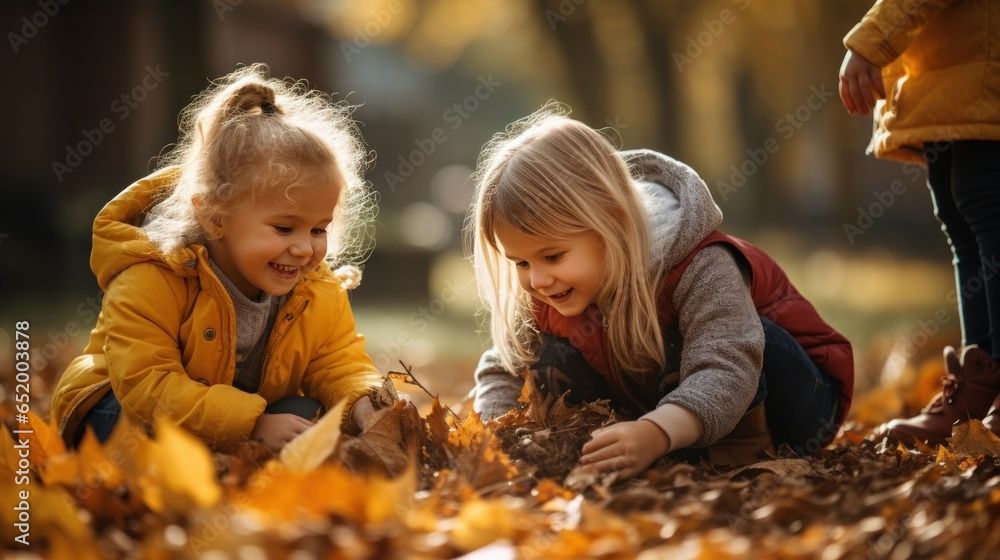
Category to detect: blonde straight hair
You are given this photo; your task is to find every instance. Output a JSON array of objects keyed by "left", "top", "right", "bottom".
[
  {"left": 469, "top": 103, "right": 667, "bottom": 379},
  {"left": 143, "top": 63, "right": 375, "bottom": 285}
]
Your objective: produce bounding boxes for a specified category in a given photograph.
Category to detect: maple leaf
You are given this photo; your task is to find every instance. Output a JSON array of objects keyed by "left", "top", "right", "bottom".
[
  {"left": 446, "top": 412, "right": 518, "bottom": 489},
  {"left": 949, "top": 419, "right": 1000, "bottom": 458},
  {"left": 280, "top": 398, "right": 348, "bottom": 472}
]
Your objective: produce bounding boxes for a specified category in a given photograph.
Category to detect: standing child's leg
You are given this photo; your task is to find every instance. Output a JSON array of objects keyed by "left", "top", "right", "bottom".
[
  {"left": 948, "top": 140, "right": 1000, "bottom": 356},
  {"left": 887, "top": 141, "right": 1000, "bottom": 444},
  {"left": 949, "top": 140, "right": 1000, "bottom": 434},
  {"left": 924, "top": 142, "right": 994, "bottom": 350}
]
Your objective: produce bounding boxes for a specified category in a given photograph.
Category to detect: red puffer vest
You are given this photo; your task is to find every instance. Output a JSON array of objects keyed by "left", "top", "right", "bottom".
[{"left": 532, "top": 231, "right": 854, "bottom": 424}]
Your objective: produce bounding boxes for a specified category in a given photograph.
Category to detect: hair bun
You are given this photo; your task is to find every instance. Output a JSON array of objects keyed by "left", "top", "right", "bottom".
[{"left": 226, "top": 82, "right": 280, "bottom": 115}]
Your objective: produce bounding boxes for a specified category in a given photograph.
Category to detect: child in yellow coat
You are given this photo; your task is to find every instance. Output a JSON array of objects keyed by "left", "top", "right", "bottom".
[{"left": 51, "top": 64, "right": 384, "bottom": 451}]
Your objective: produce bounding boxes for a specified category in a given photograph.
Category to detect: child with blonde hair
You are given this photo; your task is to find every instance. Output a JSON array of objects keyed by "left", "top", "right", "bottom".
[
  {"left": 51, "top": 63, "right": 384, "bottom": 451},
  {"left": 470, "top": 104, "right": 854, "bottom": 478}
]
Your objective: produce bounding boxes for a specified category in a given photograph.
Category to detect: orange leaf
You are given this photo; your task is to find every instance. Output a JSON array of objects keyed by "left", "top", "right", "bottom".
[
  {"left": 135, "top": 421, "right": 221, "bottom": 514},
  {"left": 24, "top": 411, "right": 67, "bottom": 472}
]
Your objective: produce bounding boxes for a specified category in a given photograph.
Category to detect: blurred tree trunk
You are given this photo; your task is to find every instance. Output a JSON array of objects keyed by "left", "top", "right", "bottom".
[
  {"left": 536, "top": 0, "right": 610, "bottom": 125},
  {"left": 629, "top": 0, "right": 698, "bottom": 158}
]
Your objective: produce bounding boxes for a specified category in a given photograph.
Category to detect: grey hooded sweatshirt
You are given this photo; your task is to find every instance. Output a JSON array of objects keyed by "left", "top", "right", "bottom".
[{"left": 472, "top": 150, "right": 765, "bottom": 450}]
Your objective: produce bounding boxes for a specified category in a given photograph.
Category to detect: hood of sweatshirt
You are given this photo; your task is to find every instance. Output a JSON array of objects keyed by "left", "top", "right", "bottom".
[{"left": 623, "top": 149, "right": 723, "bottom": 271}]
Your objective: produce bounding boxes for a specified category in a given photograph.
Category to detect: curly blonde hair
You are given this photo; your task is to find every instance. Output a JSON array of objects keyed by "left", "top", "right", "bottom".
[
  {"left": 469, "top": 103, "right": 667, "bottom": 379},
  {"left": 142, "top": 63, "right": 375, "bottom": 286}
]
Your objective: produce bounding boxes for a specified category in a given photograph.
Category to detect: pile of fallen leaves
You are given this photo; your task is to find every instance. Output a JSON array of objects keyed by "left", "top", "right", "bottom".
[{"left": 5, "top": 363, "right": 1000, "bottom": 559}]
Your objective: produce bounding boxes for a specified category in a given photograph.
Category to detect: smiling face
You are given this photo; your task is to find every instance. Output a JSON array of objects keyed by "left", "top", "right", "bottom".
[
  {"left": 206, "top": 179, "right": 339, "bottom": 300},
  {"left": 495, "top": 223, "right": 605, "bottom": 317}
]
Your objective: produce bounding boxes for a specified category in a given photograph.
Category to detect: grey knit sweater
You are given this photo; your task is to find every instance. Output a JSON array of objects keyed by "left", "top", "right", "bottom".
[
  {"left": 207, "top": 259, "right": 290, "bottom": 393},
  {"left": 472, "top": 149, "right": 764, "bottom": 449}
]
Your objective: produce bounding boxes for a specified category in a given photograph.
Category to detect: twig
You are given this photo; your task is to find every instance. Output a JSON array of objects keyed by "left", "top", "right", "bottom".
[{"left": 397, "top": 360, "right": 461, "bottom": 421}]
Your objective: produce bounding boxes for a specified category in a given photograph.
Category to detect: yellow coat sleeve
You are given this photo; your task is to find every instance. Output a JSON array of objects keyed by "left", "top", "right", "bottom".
[
  {"left": 299, "top": 284, "right": 383, "bottom": 429},
  {"left": 844, "top": 0, "right": 960, "bottom": 66},
  {"left": 103, "top": 264, "right": 267, "bottom": 443}
]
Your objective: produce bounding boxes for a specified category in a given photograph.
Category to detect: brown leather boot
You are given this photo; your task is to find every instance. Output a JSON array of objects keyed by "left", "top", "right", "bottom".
[
  {"left": 886, "top": 346, "right": 1000, "bottom": 446},
  {"left": 706, "top": 403, "right": 775, "bottom": 466}
]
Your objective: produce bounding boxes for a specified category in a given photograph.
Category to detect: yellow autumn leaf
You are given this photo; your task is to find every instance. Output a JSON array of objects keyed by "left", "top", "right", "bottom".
[
  {"left": 280, "top": 398, "right": 348, "bottom": 472},
  {"left": 0, "top": 424, "right": 25, "bottom": 478},
  {"left": 24, "top": 410, "right": 67, "bottom": 472},
  {"left": 138, "top": 420, "right": 221, "bottom": 514},
  {"left": 365, "top": 464, "right": 416, "bottom": 525},
  {"left": 449, "top": 498, "right": 519, "bottom": 553},
  {"left": 41, "top": 427, "right": 125, "bottom": 490}
]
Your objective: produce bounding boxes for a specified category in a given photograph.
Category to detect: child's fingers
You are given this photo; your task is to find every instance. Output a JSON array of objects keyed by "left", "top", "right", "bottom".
[
  {"left": 857, "top": 73, "right": 878, "bottom": 112},
  {"left": 871, "top": 68, "right": 886, "bottom": 99},
  {"left": 581, "top": 427, "right": 614, "bottom": 454},
  {"left": 847, "top": 79, "right": 869, "bottom": 116},
  {"left": 580, "top": 448, "right": 635, "bottom": 473},
  {"left": 839, "top": 78, "right": 857, "bottom": 115}
]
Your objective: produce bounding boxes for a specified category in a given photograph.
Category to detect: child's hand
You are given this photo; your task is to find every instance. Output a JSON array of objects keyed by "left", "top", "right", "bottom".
[
  {"left": 579, "top": 420, "right": 671, "bottom": 480},
  {"left": 251, "top": 413, "right": 315, "bottom": 452},
  {"left": 350, "top": 391, "right": 412, "bottom": 432},
  {"left": 839, "top": 49, "right": 886, "bottom": 116}
]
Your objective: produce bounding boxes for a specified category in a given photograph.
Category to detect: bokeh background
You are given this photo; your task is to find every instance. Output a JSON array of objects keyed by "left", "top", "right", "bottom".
[{"left": 0, "top": 0, "right": 960, "bottom": 415}]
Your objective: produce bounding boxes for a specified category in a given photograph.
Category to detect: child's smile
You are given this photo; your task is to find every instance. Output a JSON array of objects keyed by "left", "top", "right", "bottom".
[
  {"left": 495, "top": 224, "right": 605, "bottom": 317},
  {"left": 207, "top": 179, "right": 340, "bottom": 300}
]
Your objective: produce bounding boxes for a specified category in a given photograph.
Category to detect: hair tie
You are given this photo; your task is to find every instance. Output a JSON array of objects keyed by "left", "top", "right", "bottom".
[{"left": 261, "top": 101, "right": 277, "bottom": 115}]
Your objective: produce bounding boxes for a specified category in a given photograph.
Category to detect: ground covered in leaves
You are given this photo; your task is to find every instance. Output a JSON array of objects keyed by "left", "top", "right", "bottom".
[{"left": 5, "top": 359, "right": 1000, "bottom": 559}]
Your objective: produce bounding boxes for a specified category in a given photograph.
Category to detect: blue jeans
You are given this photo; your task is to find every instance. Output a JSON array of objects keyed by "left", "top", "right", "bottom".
[
  {"left": 73, "top": 390, "right": 324, "bottom": 447},
  {"left": 926, "top": 140, "right": 1000, "bottom": 359},
  {"left": 529, "top": 317, "right": 839, "bottom": 455}
]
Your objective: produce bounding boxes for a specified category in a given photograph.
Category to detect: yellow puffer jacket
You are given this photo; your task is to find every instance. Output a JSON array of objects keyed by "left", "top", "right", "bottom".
[
  {"left": 50, "top": 168, "right": 383, "bottom": 446},
  {"left": 844, "top": 0, "right": 1000, "bottom": 163}
]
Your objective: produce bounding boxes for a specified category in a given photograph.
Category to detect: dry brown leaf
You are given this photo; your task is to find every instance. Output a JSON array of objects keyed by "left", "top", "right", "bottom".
[
  {"left": 722, "top": 458, "right": 814, "bottom": 479},
  {"left": 372, "top": 375, "right": 401, "bottom": 409},
  {"left": 425, "top": 397, "right": 453, "bottom": 446},
  {"left": 949, "top": 419, "right": 1000, "bottom": 457},
  {"left": 336, "top": 399, "right": 421, "bottom": 477}
]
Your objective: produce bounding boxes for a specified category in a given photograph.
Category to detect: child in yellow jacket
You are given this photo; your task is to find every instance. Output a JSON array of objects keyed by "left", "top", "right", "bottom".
[{"left": 51, "top": 64, "right": 384, "bottom": 451}]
